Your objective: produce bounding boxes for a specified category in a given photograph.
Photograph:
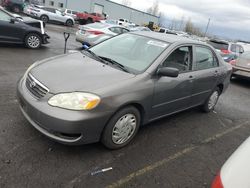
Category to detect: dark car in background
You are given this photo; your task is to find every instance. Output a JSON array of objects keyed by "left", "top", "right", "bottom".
[
  {"left": 2, "top": 0, "right": 24, "bottom": 13},
  {"left": 17, "top": 32, "right": 232, "bottom": 149},
  {"left": 0, "top": 7, "right": 49, "bottom": 48}
]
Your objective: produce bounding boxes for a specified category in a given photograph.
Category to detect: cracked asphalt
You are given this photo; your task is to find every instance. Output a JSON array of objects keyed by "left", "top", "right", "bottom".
[{"left": 0, "top": 24, "right": 250, "bottom": 188}]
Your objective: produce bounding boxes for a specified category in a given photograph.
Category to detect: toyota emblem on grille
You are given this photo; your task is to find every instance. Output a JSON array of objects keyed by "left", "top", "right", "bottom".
[{"left": 30, "top": 81, "right": 36, "bottom": 88}]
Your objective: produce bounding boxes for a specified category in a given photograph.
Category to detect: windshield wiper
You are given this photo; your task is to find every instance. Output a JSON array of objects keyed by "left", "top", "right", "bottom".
[
  {"left": 98, "top": 56, "right": 130, "bottom": 73},
  {"left": 83, "top": 49, "right": 107, "bottom": 65}
]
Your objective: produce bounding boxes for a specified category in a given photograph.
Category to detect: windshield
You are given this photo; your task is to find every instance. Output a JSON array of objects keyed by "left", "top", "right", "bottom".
[{"left": 90, "top": 34, "right": 169, "bottom": 73}]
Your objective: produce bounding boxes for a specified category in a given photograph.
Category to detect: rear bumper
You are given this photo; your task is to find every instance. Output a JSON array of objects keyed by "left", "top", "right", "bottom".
[
  {"left": 17, "top": 77, "right": 112, "bottom": 145},
  {"left": 232, "top": 66, "right": 250, "bottom": 78}
]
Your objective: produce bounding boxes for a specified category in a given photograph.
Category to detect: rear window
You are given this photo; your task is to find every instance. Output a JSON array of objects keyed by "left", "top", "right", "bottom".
[{"left": 208, "top": 40, "right": 229, "bottom": 50}]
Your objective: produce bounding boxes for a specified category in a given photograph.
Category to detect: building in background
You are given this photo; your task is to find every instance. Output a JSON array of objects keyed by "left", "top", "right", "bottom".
[{"left": 42, "top": 0, "right": 159, "bottom": 25}]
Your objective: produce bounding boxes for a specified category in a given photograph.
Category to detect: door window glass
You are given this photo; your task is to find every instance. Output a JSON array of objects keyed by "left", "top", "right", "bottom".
[
  {"left": 162, "top": 46, "right": 192, "bottom": 73},
  {"left": 195, "top": 46, "right": 218, "bottom": 70},
  {"left": 55, "top": 10, "right": 61, "bottom": 15},
  {"left": 230, "top": 44, "right": 236, "bottom": 52},
  {"left": 122, "top": 28, "right": 129, "bottom": 33},
  {"left": 0, "top": 10, "right": 11, "bottom": 22}
]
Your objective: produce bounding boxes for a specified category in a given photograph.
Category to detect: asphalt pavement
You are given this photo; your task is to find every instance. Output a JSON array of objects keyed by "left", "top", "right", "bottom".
[{"left": 0, "top": 24, "right": 250, "bottom": 188}]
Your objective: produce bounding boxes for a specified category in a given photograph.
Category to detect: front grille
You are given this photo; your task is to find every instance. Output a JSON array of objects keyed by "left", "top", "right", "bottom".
[{"left": 25, "top": 73, "right": 49, "bottom": 99}]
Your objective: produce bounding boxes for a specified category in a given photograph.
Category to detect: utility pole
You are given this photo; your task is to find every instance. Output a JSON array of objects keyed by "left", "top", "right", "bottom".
[{"left": 204, "top": 18, "right": 211, "bottom": 37}]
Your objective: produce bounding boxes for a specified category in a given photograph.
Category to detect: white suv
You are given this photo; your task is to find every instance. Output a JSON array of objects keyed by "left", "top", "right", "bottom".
[
  {"left": 61, "top": 8, "right": 78, "bottom": 20},
  {"left": 28, "top": 6, "right": 75, "bottom": 26}
]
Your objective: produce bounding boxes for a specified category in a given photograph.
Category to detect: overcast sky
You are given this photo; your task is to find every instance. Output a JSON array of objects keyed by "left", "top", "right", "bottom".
[{"left": 111, "top": 0, "right": 250, "bottom": 41}]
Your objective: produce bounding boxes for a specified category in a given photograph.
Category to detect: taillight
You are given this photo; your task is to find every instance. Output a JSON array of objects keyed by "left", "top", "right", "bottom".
[
  {"left": 87, "top": 30, "right": 104, "bottom": 35},
  {"left": 221, "top": 49, "right": 230, "bottom": 54},
  {"left": 229, "top": 59, "right": 236, "bottom": 65},
  {"left": 211, "top": 173, "right": 224, "bottom": 188}
]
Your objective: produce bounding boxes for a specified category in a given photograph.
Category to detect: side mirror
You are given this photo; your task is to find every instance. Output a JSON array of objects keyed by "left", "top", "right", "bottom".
[
  {"left": 10, "top": 18, "right": 17, "bottom": 23},
  {"left": 157, "top": 67, "right": 179, "bottom": 77},
  {"left": 239, "top": 49, "right": 244, "bottom": 54}
]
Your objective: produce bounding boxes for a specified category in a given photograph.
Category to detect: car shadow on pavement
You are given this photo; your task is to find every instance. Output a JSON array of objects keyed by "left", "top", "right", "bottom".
[
  {"left": 231, "top": 77, "right": 250, "bottom": 89},
  {"left": 0, "top": 43, "right": 49, "bottom": 50}
]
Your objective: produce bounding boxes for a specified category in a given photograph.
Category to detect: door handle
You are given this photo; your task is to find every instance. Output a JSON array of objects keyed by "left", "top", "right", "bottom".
[
  {"left": 188, "top": 75, "right": 194, "bottom": 82},
  {"left": 214, "top": 70, "right": 218, "bottom": 76}
]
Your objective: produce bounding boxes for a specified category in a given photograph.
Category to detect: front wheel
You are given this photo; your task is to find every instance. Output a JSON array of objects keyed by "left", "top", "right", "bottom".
[
  {"left": 101, "top": 106, "right": 141, "bottom": 149},
  {"left": 25, "top": 33, "right": 42, "bottom": 49},
  {"left": 66, "top": 19, "right": 73, "bottom": 27},
  {"left": 40, "top": 15, "right": 49, "bottom": 23},
  {"left": 201, "top": 87, "right": 220, "bottom": 113}
]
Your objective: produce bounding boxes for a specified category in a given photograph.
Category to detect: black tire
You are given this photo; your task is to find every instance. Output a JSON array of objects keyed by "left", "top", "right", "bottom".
[
  {"left": 86, "top": 18, "right": 93, "bottom": 24},
  {"left": 25, "top": 33, "right": 42, "bottom": 49},
  {"left": 40, "top": 15, "right": 49, "bottom": 23},
  {"left": 201, "top": 87, "right": 221, "bottom": 113},
  {"left": 101, "top": 106, "right": 141, "bottom": 149},
  {"left": 66, "top": 19, "right": 73, "bottom": 27},
  {"left": 12, "top": 5, "right": 21, "bottom": 13},
  {"left": 79, "top": 19, "right": 86, "bottom": 25}
]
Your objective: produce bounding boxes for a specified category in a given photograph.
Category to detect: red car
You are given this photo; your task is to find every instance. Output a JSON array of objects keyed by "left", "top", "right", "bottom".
[{"left": 76, "top": 12, "right": 105, "bottom": 25}]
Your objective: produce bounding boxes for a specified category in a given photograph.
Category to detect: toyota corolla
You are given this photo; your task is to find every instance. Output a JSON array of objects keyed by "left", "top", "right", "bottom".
[{"left": 17, "top": 32, "right": 232, "bottom": 149}]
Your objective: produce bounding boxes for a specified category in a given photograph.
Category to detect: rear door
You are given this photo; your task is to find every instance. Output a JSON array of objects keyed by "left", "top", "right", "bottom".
[
  {"left": 0, "top": 9, "right": 26, "bottom": 43},
  {"left": 190, "top": 45, "right": 220, "bottom": 106},
  {"left": 151, "top": 45, "right": 194, "bottom": 119}
]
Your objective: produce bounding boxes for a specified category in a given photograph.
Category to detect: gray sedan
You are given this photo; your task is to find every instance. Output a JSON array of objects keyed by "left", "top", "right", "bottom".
[
  {"left": 17, "top": 32, "right": 232, "bottom": 149},
  {"left": 76, "top": 23, "right": 129, "bottom": 46}
]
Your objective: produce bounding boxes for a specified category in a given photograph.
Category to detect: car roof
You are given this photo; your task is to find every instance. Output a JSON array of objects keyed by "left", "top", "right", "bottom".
[{"left": 133, "top": 31, "right": 204, "bottom": 45}]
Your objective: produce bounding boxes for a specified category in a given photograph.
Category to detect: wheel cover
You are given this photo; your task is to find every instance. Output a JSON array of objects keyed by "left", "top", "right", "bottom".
[
  {"left": 112, "top": 114, "right": 137, "bottom": 145},
  {"left": 67, "top": 20, "right": 72, "bottom": 25},
  {"left": 41, "top": 16, "right": 48, "bottom": 22},
  {"left": 28, "top": 35, "right": 40, "bottom": 48},
  {"left": 208, "top": 91, "right": 219, "bottom": 110}
]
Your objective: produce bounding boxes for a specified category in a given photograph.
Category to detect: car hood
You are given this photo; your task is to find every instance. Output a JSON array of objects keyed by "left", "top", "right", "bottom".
[{"left": 29, "top": 52, "right": 135, "bottom": 94}]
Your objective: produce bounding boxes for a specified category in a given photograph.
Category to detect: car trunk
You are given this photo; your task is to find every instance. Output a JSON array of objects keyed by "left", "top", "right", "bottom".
[{"left": 236, "top": 55, "right": 250, "bottom": 70}]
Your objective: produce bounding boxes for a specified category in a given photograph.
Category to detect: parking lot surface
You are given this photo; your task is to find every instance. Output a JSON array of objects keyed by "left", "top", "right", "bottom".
[{"left": 0, "top": 24, "right": 250, "bottom": 188}]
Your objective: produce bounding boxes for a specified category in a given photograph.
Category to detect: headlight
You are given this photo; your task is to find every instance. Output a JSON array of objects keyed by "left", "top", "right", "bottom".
[{"left": 48, "top": 92, "right": 101, "bottom": 110}]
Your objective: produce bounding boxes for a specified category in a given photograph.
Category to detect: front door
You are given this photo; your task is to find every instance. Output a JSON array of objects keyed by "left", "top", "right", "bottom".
[
  {"left": 151, "top": 46, "right": 194, "bottom": 120},
  {"left": 0, "top": 10, "right": 25, "bottom": 43}
]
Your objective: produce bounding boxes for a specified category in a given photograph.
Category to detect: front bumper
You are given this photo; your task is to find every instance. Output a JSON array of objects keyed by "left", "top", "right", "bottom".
[
  {"left": 42, "top": 33, "right": 50, "bottom": 44},
  {"left": 17, "top": 77, "right": 112, "bottom": 145}
]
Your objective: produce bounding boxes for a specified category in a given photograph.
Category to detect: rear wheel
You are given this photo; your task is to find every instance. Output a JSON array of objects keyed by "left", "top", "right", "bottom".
[
  {"left": 66, "top": 19, "right": 73, "bottom": 27},
  {"left": 40, "top": 15, "right": 49, "bottom": 23},
  {"left": 86, "top": 18, "right": 93, "bottom": 24},
  {"left": 201, "top": 87, "right": 220, "bottom": 113},
  {"left": 101, "top": 106, "right": 140, "bottom": 149},
  {"left": 12, "top": 5, "right": 21, "bottom": 13},
  {"left": 78, "top": 19, "right": 86, "bottom": 25},
  {"left": 25, "top": 33, "right": 42, "bottom": 49}
]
